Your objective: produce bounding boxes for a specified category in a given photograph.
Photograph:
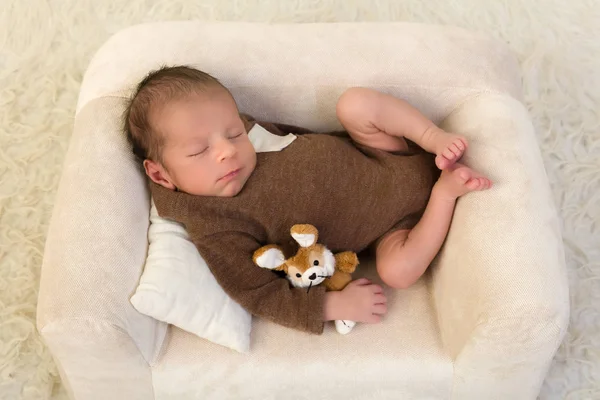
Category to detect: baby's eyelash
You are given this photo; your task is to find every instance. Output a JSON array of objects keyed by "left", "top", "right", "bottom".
[
  {"left": 230, "top": 132, "right": 243, "bottom": 139},
  {"left": 189, "top": 147, "right": 209, "bottom": 157}
]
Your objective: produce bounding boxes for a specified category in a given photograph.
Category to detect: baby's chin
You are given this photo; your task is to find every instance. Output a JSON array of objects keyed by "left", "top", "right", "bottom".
[
  {"left": 217, "top": 174, "right": 250, "bottom": 197},
  {"left": 218, "top": 183, "right": 244, "bottom": 198}
]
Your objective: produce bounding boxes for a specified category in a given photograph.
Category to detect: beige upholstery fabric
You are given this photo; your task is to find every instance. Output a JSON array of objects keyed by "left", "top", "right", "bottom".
[
  {"left": 37, "top": 96, "right": 168, "bottom": 363},
  {"left": 153, "top": 263, "right": 452, "bottom": 399},
  {"left": 434, "top": 94, "right": 569, "bottom": 398},
  {"left": 38, "top": 21, "right": 569, "bottom": 400}
]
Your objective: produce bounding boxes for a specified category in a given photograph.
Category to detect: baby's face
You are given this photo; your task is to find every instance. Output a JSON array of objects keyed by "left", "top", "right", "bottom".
[{"left": 151, "top": 90, "right": 256, "bottom": 197}]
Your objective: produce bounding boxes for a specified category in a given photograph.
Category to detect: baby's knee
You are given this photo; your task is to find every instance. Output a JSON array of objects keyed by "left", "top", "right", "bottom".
[
  {"left": 376, "top": 257, "right": 415, "bottom": 290},
  {"left": 336, "top": 87, "right": 378, "bottom": 121}
]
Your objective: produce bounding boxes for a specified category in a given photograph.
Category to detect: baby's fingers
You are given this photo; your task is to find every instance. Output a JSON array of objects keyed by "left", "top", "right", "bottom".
[
  {"left": 366, "top": 314, "right": 382, "bottom": 324},
  {"left": 369, "top": 284, "right": 384, "bottom": 294},
  {"left": 374, "top": 294, "right": 387, "bottom": 304},
  {"left": 352, "top": 278, "right": 372, "bottom": 286},
  {"left": 372, "top": 304, "right": 387, "bottom": 315}
]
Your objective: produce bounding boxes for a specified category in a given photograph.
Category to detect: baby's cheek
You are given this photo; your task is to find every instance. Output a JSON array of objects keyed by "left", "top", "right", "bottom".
[{"left": 245, "top": 146, "right": 257, "bottom": 171}]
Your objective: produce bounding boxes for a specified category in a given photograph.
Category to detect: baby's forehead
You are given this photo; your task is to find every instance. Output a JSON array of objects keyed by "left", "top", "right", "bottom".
[
  {"left": 157, "top": 95, "right": 241, "bottom": 141},
  {"left": 170, "top": 89, "right": 237, "bottom": 114}
]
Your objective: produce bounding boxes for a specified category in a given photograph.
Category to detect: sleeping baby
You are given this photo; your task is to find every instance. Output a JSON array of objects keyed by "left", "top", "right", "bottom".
[{"left": 124, "top": 66, "right": 491, "bottom": 334}]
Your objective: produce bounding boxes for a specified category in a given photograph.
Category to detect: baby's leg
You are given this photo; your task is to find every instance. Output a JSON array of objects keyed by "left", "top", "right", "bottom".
[
  {"left": 336, "top": 88, "right": 410, "bottom": 153},
  {"left": 376, "top": 163, "right": 492, "bottom": 289},
  {"left": 337, "top": 87, "right": 467, "bottom": 169}
]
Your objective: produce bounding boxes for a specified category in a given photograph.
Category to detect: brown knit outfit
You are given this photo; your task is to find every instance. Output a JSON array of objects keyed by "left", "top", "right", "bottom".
[{"left": 150, "top": 117, "right": 437, "bottom": 334}]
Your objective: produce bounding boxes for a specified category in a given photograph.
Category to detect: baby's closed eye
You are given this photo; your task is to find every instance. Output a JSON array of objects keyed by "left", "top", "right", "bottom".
[{"left": 188, "top": 147, "right": 209, "bottom": 157}]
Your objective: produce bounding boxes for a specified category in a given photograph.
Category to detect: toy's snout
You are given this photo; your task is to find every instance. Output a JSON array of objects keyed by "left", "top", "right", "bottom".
[{"left": 286, "top": 264, "right": 328, "bottom": 288}]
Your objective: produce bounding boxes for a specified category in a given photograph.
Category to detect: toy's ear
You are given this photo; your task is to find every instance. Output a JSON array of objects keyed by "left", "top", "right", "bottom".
[
  {"left": 253, "top": 245, "right": 286, "bottom": 270},
  {"left": 290, "top": 224, "right": 319, "bottom": 248}
]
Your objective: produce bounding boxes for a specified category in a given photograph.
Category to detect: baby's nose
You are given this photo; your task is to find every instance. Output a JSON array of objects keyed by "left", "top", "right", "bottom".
[
  {"left": 309, "top": 273, "right": 317, "bottom": 280},
  {"left": 216, "top": 139, "right": 236, "bottom": 161}
]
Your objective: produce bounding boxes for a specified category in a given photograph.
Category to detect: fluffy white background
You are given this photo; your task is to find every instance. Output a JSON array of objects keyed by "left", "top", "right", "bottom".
[{"left": 0, "top": 0, "right": 598, "bottom": 399}]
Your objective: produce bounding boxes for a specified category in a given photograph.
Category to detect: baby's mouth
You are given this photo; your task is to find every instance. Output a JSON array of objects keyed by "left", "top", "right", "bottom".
[{"left": 218, "top": 168, "right": 241, "bottom": 182}]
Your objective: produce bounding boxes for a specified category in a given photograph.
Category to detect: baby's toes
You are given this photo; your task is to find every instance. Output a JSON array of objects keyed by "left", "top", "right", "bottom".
[
  {"left": 466, "top": 178, "right": 484, "bottom": 191},
  {"left": 475, "top": 177, "right": 493, "bottom": 191},
  {"left": 446, "top": 143, "right": 459, "bottom": 157},
  {"left": 435, "top": 154, "right": 450, "bottom": 169},
  {"left": 439, "top": 148, "right": 459, "bottom": 168},
  {"left": 443, "top": 147, "right": 458, "bottom": 160}
]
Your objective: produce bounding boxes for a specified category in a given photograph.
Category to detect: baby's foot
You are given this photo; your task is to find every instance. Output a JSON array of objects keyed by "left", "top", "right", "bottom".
[
  {"left": 425, "top": 127, "right": 468, "bottom": 169},
  {"left": 435, "top": 162, "right": 492, "bottom": 200}
]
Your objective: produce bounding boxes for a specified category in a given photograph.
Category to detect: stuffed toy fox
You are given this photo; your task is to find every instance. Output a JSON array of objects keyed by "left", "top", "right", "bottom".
[{"left": 252, "top": 224, "right": 359, "bottom": 334}]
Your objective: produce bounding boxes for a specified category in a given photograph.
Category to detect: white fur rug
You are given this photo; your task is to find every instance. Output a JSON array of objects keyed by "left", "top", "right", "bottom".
[{"left": 1, "top": 0, "right": 598, "bottom": 399}]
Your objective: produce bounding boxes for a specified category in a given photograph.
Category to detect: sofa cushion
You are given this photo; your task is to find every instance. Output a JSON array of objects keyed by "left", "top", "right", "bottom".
[{"left": 151, "top": 262, "right": 453, "bottom": 400}]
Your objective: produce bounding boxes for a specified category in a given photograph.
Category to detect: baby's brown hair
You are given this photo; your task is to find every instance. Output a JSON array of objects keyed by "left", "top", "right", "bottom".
[{"left": 124, "top": 65, "right": 228, "bottom": 163}]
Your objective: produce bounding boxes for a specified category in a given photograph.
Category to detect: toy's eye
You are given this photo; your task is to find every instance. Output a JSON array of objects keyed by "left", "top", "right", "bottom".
[
  {"left": 296, "top": 273, "right": 302, "bottom": 278},
  {"left": 313, "top": 260, "right": 319, "bottom": 266}
]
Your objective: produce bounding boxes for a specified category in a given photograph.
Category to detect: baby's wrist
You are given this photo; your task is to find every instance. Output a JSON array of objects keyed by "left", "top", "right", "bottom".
[{"left": 323, "top": 291, "right": 343, "bottom": 321}]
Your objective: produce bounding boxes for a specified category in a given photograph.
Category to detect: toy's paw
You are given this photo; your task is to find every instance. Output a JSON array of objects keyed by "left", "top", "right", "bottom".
[
  {"left": 347, "top": 253, "right": 359, "bottom": 271},
  {"left": 335, "top": 320, "right": 356, "bottom": 335},
  {"left": 335, "top": 252, "right": 360, "bottom": 273}
]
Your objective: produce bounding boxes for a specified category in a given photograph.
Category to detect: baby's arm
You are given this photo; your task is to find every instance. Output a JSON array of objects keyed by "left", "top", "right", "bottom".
[
  {"left": 195, "top": 231, "right": 386, "bottom": 332},
  {"left": 336, "top": 87, "right": 468, "bottom": 169},
  {"left": 195, "top": 231, "right": 326, "bottom": 333}
]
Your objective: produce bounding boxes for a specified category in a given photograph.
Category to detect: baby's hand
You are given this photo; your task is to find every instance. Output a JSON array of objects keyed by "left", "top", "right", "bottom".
[{"left": 327, "top": 278, "right": 387, "bottom": 323}]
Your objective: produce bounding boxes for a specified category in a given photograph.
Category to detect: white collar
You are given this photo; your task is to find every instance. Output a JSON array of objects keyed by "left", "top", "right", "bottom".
[{"left": 248, "top": 123, "right": 297, "bottom": 153}]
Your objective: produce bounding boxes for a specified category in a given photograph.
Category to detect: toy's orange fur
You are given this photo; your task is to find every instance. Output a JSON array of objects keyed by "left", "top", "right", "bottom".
[
  {"left": 253, "top": 224, "right": 360, "bottom": 334},
  {"left": 252, "top": 224, "right": 359, "bottom": 292},
  {"left": 328, "top": 252, "right": 359, "bottom": 290}
]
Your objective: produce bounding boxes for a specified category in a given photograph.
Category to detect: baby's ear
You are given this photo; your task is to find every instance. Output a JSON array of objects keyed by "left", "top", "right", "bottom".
[
  {"left": 144, "top": 159, "right": 176, "bottom": 190},
  {"left": 290, "top": 224, "right": 319, "bottom": 247},
  {"left": 253, "top": 245, "right": 286, "bottom": 270}
]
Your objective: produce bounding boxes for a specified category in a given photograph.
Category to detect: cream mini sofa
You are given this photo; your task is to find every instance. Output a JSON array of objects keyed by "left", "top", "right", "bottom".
[{"left": 37, "top": 22, "right": 569, "bottom": 400}]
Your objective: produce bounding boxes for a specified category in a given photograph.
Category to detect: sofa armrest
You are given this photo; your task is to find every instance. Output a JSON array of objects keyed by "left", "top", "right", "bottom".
[
  {"left": 431, "top": 93, "right": 570, "bottom": 399},
  {"left": 37, "top": 97, "right": 168, "bottom": 397},
  {"left": 40, "top": 319, "right": 155, "bottom": 400}
]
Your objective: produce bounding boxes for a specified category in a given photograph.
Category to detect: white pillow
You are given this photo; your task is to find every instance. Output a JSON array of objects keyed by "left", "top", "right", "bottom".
[{"left": 130, "top": 124, "right": 297, "bottom": 352}]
